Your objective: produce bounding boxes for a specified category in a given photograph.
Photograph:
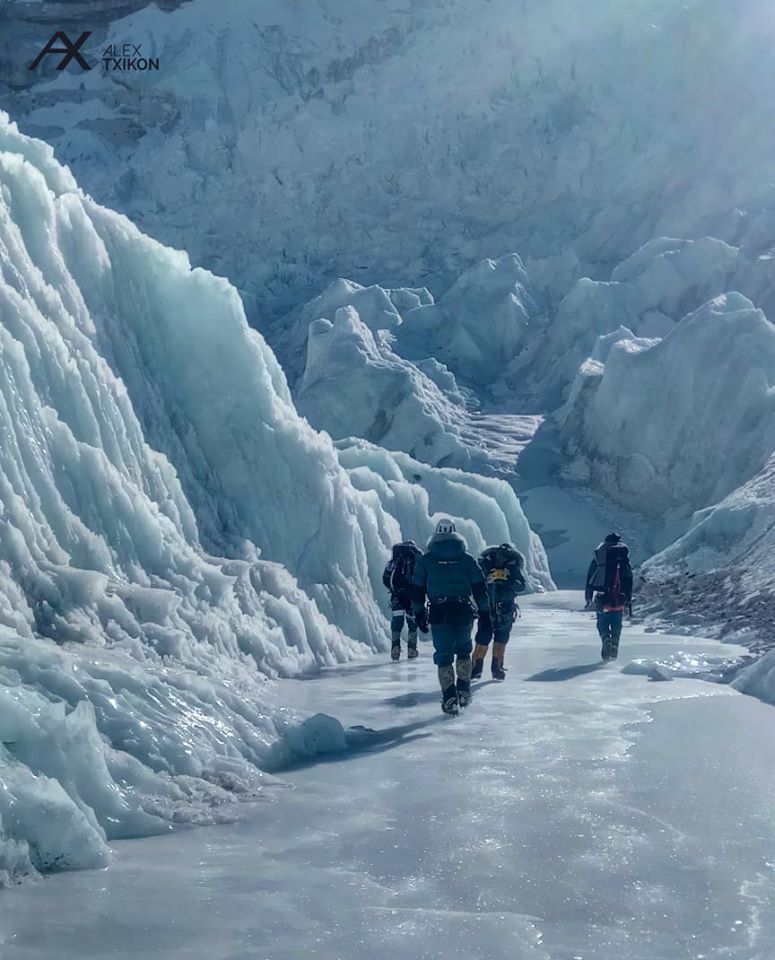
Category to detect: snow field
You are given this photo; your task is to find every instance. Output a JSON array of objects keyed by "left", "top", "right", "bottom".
[{"left": 2, "top": 598, "right": 772, "bottom": 960}]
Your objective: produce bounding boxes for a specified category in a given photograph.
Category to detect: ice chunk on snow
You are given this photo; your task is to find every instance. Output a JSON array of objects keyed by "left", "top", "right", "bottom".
[
  {"left": 263, "top": 713, "right": 348, "bottom": 770},
  {"left": 622, "top": 651, "right": 739, "bottom": 683},
  {"left": 734, "top": 647, "right": 775, "bottom": 707},
  {"left": 0, "top": 629, "right": 278, "bottom": 882}
]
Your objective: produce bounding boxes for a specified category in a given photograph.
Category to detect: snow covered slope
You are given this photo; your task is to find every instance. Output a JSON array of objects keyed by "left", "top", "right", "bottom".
[
  {"left": 8, "top": 0, "right": 775, "bottom": 320},
  {"left": 637, "top": 455, "right": 775, "bottom": 650},
  {"left": 0, "top": 113, "right": 550, "bottom": 882}
]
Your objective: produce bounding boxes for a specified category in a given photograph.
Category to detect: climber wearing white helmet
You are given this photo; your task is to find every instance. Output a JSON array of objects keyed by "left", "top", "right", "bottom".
[{"left": 411, "top": 519, "right": 489, "bottom": 716}]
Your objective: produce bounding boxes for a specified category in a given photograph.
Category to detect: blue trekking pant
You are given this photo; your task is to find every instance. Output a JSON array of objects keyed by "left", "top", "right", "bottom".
[
  {"left": 391, "top": 611, "right": 417, "bottom": 636},
  {"left": 429, "top": 601, "right": 474, "bottom": 666},
  {"left": 390, "top": 593, "right": 416, "bottom": 641},
  {"left": 475, "top": 599, "right": 517, "bottom": 647},
  {"left": 596, "top": 610, "right": 623, "bottom": 642},
  {"left": 431, "top": 622, "right": 473, "bottom": 666}
]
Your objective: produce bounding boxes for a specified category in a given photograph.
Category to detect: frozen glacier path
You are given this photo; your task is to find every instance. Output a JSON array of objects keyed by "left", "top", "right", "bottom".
[{"left": 3, "top": 595, "right": 775, "bottom": 960}]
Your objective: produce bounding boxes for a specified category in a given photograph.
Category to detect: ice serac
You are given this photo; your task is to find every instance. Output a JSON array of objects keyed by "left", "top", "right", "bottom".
[
  {"left": 517, "top": 236, "right": 775, "bottom": 409},
  {"left": 394, "top": 255, "right": 539, "bottom": 389},
  {"left": 297, "top": 305, "right": 476, "bottom": 470},
  {"left": 274, "top": 278, "right": 423, "bottom": 387},
  {"left": 557, "top": 293, "right": 775, "bottom": 521},
  {"left": 0, "top": 110, "right": 387, "bottom": 647},
  {"left": 0, "top": 113, "right": 550, "bottom": 881},
  {"left": 291, "top": 275, "right": 540, "bottom": 475}
]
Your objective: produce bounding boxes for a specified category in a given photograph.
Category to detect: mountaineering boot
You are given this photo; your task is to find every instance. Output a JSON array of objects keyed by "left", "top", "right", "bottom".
[
  {"left": 439, "top": 664, "right": 459, "bottom": 716},
  {"left": 471, "top": 643, "right": 488, "bottom": 680},
  {"left": 491, "top": 642, "right": 507, "bottom": 680},
  {"left": 456, "top": 656, "right": 473, "bottom": 708},
  {"left": 608, "top": 637, "right": 620, "bottom": 660},
  {"left": 407, "top": 629, "right": 419, "bottom": 660},
  {"left": 391, "top": 631, "right": 402, "bottom": 661},
  {"left": 441, "top": 688, "right": 459, "bottom": 716}
]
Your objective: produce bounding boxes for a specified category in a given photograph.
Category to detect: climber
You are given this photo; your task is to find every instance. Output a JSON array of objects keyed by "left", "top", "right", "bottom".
[
  {"left": 411, "top": 519, "right": 489, "bottom": 715},
  {"left": 584, "top": 532, "right": 633, "bottom": 661},
  {"left": 472, "top": 543, "right": 526, "bottom": 680},
  {"left": 383, "top": 540, "right": 423, "bottom": 660}
]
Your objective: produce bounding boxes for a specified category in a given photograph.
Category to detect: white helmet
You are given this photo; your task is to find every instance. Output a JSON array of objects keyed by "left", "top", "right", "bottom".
[{"left": 435, "top": 518, "right": 456, "bottom": 535}]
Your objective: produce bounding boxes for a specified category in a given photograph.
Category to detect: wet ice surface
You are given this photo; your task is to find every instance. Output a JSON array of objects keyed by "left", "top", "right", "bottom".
[
  {"left": 2, "top": 594, "right": 775, "bottom": 960},
  {"left": 621, "top": 650, "right": 744, "bottom": 683}
]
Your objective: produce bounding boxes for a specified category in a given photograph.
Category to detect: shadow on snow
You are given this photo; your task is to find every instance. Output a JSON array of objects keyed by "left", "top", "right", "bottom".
[
  {"left": 525, "top": 662, "right": 605, "bottom": 682},
  {"left": 384, "top": 678, "right": 501, "bottom": 708},
  {"left": 296, "top": 659, "right": 399, "bottom": 681},
  {"left": 270, "top": 717, "right": 445, "bottom": 773}
]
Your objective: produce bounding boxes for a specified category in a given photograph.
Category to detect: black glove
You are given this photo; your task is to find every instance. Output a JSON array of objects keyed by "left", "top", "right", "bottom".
[
  {"left": 415, "top": 608, "right": 429, "bottom": 634},
  {"left": 477, "top": 609, "right": 492, "bottom": 632}
]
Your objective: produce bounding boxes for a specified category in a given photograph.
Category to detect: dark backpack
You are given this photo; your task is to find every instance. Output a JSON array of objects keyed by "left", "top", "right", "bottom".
[
  {"left": 602, "top": 544, "right": 632, "bottom": 604},
  {"left": 390, "top": 542, "right": 418, "bottom": 594},
  {"left": 479, "top": 545, "right": 525, "bottom": 588}
]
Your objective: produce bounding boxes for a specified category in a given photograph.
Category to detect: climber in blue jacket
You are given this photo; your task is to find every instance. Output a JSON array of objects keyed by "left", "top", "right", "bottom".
[{"left": 411, "top": 519, "right": 490, "bottom": 715}]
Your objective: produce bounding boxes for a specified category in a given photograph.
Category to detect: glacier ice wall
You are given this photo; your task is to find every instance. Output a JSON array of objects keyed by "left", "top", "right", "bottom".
[
  {"left": 0, "top": 113, "right": 550, "bottom": 881},
  {"left": 336, "top": 438, "right": 553, "bottom": 592},
  {"left": 0, "top": 112, "right": 382, "bottom": 651},
  {"left": 392, "top": 255, "right": 539, "bottom": 389},
  {"left": 10, "top": 0, "right": 775, "bottom": 319}
]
